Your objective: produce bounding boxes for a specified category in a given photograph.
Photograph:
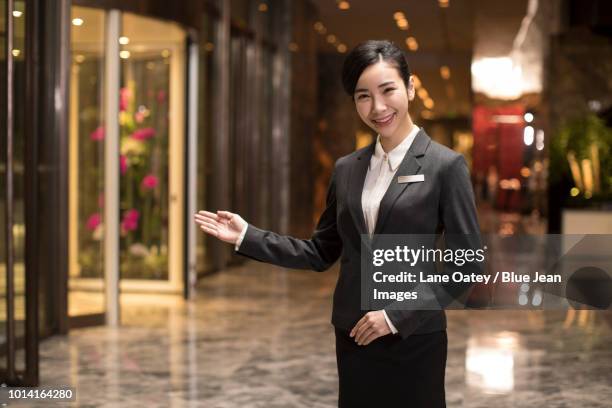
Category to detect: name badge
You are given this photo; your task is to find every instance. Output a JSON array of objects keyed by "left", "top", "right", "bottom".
[{"left": 398, "top": 174, "right": 425, "bottom": 183}]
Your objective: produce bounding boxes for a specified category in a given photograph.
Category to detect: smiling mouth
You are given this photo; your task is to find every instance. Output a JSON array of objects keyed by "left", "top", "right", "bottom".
[{"left": 372, "top": 113, "right": 395, "bottom": 127}]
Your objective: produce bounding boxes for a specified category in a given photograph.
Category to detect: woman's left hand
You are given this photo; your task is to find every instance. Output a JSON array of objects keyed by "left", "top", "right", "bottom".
[{"left": 350, "top": 311, "right": 392, "bottom": 345}]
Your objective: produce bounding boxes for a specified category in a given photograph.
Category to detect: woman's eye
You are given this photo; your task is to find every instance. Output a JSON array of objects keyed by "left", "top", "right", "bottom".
[
  {"left": 357, "top": 94, "right": 369, "bottom": 100},
  {"left": 384, "top": 88, "right": 395, "bottom": 93}
]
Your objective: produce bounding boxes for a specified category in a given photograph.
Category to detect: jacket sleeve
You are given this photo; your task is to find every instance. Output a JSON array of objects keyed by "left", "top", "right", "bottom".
[
  {"left": 236, "top": 167, "right": 343, "bottom": 272},
  {"left": 385, "top": 154, "right": 482, "bottom": 339}
]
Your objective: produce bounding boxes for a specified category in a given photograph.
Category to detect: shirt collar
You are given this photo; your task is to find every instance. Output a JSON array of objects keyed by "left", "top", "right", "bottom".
[{"left": 370, "top": 125, "right": 420, "bottom": 172}]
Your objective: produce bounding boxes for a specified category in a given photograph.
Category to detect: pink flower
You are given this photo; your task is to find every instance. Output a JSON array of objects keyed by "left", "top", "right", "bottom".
[
  {"left": 121, "top": 209, "right": 139, "bottom": 232},
  {"left": 90, "top": 126, "right": 104, "bottom": 141},
  {"left": 134, "top": 111, "right": 145, "bottom": 123},
  {"left": 120, "top": 87, "right": 131, "bottom": 112},
  {"left": 120, "top": 155, "right": 128, "bottom": 175},
  {"left": 86, "top": 213, "right": 101, "bottom": 231},
  {"left": 157, "top": 90, "right": 166, "bottom": 104},
  {"left": 141, "top": 174, "right": 158, "bottom": 190},
  {"left": 131, "top": 127, "right": 156, "bottom": 141}
]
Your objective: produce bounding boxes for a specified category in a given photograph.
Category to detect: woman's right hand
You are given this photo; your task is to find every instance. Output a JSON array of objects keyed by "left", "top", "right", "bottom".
[{"left": 193, "top": 210, "right": 247, "bottom": 245}]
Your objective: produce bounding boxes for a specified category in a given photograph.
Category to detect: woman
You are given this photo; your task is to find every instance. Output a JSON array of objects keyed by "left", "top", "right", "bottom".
[{"left": 194, "top": 40, "right": 480, "bottom": 407}]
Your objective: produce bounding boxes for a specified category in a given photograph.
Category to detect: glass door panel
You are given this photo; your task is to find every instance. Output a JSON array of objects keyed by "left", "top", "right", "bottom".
[
  {"left": 68, "top": 6, "right": 107, "bottom": 321},
  {"left": 119, "top": 13, "right": 185, "bottom": 291}
]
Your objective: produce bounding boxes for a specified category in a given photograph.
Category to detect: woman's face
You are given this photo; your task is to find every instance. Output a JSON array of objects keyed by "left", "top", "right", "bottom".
[{"left": 353, "top": 59, "right": 414, "bottom": 139}]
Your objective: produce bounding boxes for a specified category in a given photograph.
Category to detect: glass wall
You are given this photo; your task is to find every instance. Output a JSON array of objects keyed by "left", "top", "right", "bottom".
[
  {"left": 68, "top": 5, "right": 106, "bottom": 318},
  {"left": 68, "top": 6, "right": 187, "bottom": 309},
  {"left": 119, "top": 13, "right": 185, "bottom": 285}
]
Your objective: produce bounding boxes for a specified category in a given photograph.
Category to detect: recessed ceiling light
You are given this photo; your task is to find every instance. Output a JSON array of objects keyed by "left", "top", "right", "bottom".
[
  {"left": 338, "top": 1, "right": 350, "bottom": 10},
  {"left": 72, "top": 18, "right": 84, "bottom": 26},
  {"left": 440, "top": 66, "right": 451, "bottom": 80},
  {"left": 119, "top": 36, "right": 130, "bottom": 45}
]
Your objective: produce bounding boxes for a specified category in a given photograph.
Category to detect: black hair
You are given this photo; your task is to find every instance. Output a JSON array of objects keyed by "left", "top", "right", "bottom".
[{"left": 341, "top": 40, "right": 411, "bottom": 96}]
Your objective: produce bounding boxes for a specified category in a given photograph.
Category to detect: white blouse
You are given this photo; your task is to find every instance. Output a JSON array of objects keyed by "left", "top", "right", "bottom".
[{"left": 361, "top": 125, "right": 420, "bottom": 334}]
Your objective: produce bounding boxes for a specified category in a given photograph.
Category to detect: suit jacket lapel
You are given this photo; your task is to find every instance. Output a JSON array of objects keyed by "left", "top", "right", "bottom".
[
  {"left": 373, "top": 129, "right": 431, "bottom": 235},
  {"left": 347, "top": 142, "right": 374, "bottom": 237}
]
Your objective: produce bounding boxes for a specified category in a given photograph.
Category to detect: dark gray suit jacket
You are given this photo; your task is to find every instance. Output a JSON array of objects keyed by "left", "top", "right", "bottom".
[{"left": 237, "top": 129, "right": 481, "bottom": 339}]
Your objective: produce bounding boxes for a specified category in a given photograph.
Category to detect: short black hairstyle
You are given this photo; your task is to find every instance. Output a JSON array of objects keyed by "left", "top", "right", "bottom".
[{"left": 341, "top": 40, "right": 411, "bottom": 96}]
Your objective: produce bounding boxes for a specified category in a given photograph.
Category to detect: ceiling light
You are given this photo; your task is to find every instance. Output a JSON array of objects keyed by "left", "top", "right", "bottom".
[
  {"left": 424, "top": 98, "right": 434, "bottom": 109},
  {"left": 119, "top": 36, "right": 130, "bottom": 45},
  {"left": 524, "top": 112, "right": 534, "bottom": 122},
  {"left": 439, "top": 0, "right": 450, "bottom": 8},
  {"left": 161, "top": 49, "right": 170, "bottom": 58},
  {"left": 440, "top": 66, "right": 451, "bottom": 80},
  {"left": 12, "top": 10, "right": 23, "bottom": 17},
  {"left": 74, "top": 54, "right": 86, "bottom": 63},
  {"left": 523, "top": 126, "right": 534, "bottom": 146},
  {"left": 314, "top": 21, "right": 324, "bottom": 32},
  {"left": 258, "top": 3, "right": 268, "bottom": 12},
  {"left": 421, "top": 110, "right": 435, "bottom": 119},
  {"left": 326, "top": 34, "right": 337, "bottom": 44},
  {"left": 337, "top": 43, "right": 347, "bottom": 53},
  {"left": 72, "top": 18, "right": 84, "bottom": 26},
  {"left": 11, "top": 49, "right": 21, "bottom": 57},
  {"left": 393, "top": 12, "right": 405, "bottom": 20},
  {"left": 338, "top": 1, "right": 350, "bottom": 10},
  {"left": 397, "top": 18, "right": 409, "bottom": 30},
  {"left": 119, "top": 50, "right": 131, "bottom": 59},
  {"left": 417, "top": 88, "right": 429, "bottom": 100},
  {"left": 406, "top": 37, "right": 418, "bottom": 51}
]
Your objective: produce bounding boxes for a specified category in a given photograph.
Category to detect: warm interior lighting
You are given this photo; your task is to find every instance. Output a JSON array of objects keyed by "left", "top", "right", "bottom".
[
  {"left": 417, "top": 88, "right": 429, "bottom": 100},
  {"left": 523, "top": 126, "right": 534, "bottom": 146},
  {"left": 424, "top": 98, "right": 434, "bottom": 109},
  {"left": 326, "top": 34, "right": 337, "bottom": 44},
  {"left": 161, "top": 49, "right": 170, "bottom": 58},
  {"left": 119, "top": 50, "right": 131, "bottom": 59},
  {"left": 440, "top": 65, "right": 451, "bottom": 80},
  {"left": 520, "top": 167, "right": 531, "bottom": 178},
  {"left": 524, "top": 112, "right": 534, "bottom": 122},
  {"left": 406, "top": 37, "right": 418, "bottom": 51},
  {"left": 421, "top": 110, "right": 434, "bottom": 119},
  {"left": 338, "top": 1, "right": 350, "bottom": 10},
  {"left": 535, "top": 130, "right": 544, "bottom": 151},
  {"left": 204, "top": 42, "right": 215, "bottom": 52},
  {"left": 471, "top": 57, "right": 523, "bottom": 100},
  {"left": 119, "top": 36, "right": 130, "bottom": 45},
  {"left": 438, "top": 0, "right": 450, "bottom": 8},
  {"left": 74, "top": 54, "right": 86, "bottom": 63},
  {"left": 72, "top": 17, "right": 84, "bottom": 26},
  {"left": 396, "top": 18, "right": 409, "bottom": 30},
  {"left": 288, "top": 42, "right": 299, "bottom": 52},
  {"left": 393, "top": 12, "right": 405, "bottom": 20},
  {"left": 258, "top": 3, "right": 268, "bottom": 12},
  {"left": 12, "top": 10, "right": 23, "bottom": 17},
  {"left": 570, "top": 187, "right": 580, "bottom": 197},
  {"left": 11, "top": 49, "right": 21, "bottom": 57},
  {"left": 337, "top": 43, "right": 347, "bottom": 53},
  {"left": 314, "top": 21, "right": 325, "bottom": 32}
]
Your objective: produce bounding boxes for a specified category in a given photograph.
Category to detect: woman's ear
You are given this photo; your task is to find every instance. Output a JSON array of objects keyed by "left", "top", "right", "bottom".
[{"left": 407, "top": 76, "right": 415, "bottom": 101}]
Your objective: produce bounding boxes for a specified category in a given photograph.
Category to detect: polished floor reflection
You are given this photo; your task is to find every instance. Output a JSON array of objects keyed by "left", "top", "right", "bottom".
[{"left": 30, "top": 261, "right": 612, "bottom": 407}]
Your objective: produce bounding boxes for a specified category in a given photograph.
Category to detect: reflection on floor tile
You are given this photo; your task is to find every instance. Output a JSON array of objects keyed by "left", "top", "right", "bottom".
[{"left": 24, "top": 261, "right": 612, "bottom": 407}]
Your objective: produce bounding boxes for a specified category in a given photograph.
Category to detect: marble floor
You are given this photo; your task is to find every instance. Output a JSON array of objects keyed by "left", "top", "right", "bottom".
[{"left": 25, "top": 260, "right": 612, "bottom": 407}]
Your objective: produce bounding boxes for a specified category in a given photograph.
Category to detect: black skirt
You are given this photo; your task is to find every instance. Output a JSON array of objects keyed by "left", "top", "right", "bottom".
[{"left": 335, "top": 328, "right": 447, "bottom": 408}]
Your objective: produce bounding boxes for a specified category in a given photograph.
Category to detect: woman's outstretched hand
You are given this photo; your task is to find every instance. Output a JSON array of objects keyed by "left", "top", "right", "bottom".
[{"left": 193, "top": 210, "right": 247, "bottom": 245}]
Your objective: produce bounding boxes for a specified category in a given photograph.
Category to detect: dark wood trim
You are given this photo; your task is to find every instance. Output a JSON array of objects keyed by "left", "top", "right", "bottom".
[
  {"left": 68, "top": 313, "right": 106, "bottom": 329},
  {"left": 23, "top": 0, "right": 43, "bottom": 387},
  {"left": 5, "top": 0, "right": 17, "bottom": 384}
]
